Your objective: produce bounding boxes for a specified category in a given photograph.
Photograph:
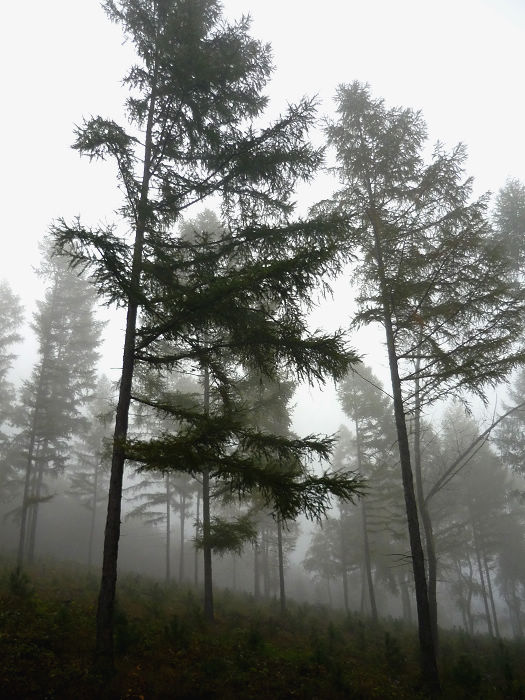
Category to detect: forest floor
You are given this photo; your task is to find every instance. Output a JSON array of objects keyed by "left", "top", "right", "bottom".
[{"left": 0, "top": 558, "right": 524, "bottom": 699}]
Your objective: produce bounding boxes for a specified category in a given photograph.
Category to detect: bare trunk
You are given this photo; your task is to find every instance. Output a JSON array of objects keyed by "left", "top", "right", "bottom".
[
  {"left": 262, "top": 529, "right": 270, "bottom": 598},
  {"left": 326, "top": 577, "right": 333, "bottom": 608},
  {"left": 472, "top": 522, "right": 494, "bottom": 638},
  {"left": 277, "top": 517, "right": 286, "bottom": 614},
  {"left": 166, "top": 474, "right": 171, "bottom": 583},
  {"left": 340, "top": 515, "right": 349, "bottom": 614},
  {"left": 87, "top": 460, "right": 100, "bottom": 571},
  {"left": 28, "top": 439, "right": 50, "bottom": 565},
  {"left": 399, "top": 570, "right": 412, "bottom": 624},
  {"left": 202, "top": 365, "right": 214, "bottom": 622},
  {"left": 95, "top": 64, "right": 158, "bottom": 665},
  {"left": 353, "top": 412, "right": 377, "bottom": 621},
  {"left": 179, "top": 492, "right": 186, "bottom": 583},
  {"left": 370, "top": 212, "right": 440, "bottom": 695},
  {"left": 412, "top": 364, "right": 438, "bottom": 650},
  {"left": 194, "top": 488, "right": 200, "bottom": 586},
  {"left": 254, "top": 539, "right": 261, "bottom": 599},
  {"left": 482, "top": 549, "right": 500, "bottom": 638}
]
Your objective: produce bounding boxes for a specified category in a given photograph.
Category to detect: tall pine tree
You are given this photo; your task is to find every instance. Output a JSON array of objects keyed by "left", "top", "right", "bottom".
[
  {"left": 53, "top": 0, "right": 359, "bottom": 662},
  {"left": 14, "top": 242, "right": 102, "bottom": 568}
]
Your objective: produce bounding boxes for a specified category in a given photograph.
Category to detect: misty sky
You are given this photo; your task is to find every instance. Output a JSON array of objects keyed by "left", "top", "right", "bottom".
[{"left": 1, "top": 0, "right": 524, "bottom": 435}]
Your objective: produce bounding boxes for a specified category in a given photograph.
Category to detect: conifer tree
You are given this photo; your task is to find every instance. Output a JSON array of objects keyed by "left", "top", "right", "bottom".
[
  {"left": 0, "top": 282, "right": 23, "bottom": 498},
  {"left": 337, "top": 364, "right": 400, "bottom": 622},
  {"left": 52, "top": 0, "right": 359, "bottom": 661},
  {"left": 68, "top": 375, "right": 114, "bottom": 569},
  {"left": 14, "top": 243, "right": 102, "bottom": 568},
  {"left": 321, "top": 82, "right": 524, "bottom": 692}
]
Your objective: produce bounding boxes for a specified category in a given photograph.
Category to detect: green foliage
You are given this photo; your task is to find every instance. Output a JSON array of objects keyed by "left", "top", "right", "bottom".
[
  {"left": 195, "top": 514, "right": 257, "bottom": 556},
  {"left": 324, "top": 81, "right": 525, "bottom": 410},
  {"left": 1, "top": 559, "right": 525, "bottom": 698}
]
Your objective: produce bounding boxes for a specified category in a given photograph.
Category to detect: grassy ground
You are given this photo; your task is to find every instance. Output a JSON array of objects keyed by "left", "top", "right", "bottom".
[{"left": 0, "top": 559, "right": 524, "bottom": 699}]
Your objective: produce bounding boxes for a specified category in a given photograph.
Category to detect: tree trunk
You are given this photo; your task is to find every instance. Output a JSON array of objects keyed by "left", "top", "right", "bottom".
[
  {"left": 202, "top": 364, "right": 214, "bottom": 622},
  {"left": 353, "top": 415, "right": 378, "bottom": 622},
  {"left": 262, "top": 529, "right": 270, "bottom": 598},
  {"left": 87, "top": 459, "right": 100, "bottom": 571},
  {"left": 194, "top": 488, "right": 200, "bottom": 587},
  {"left": 179, "top": 491, "right": 186, "bottom": 583},
  {"left": 472, "top": 522, "right": 494, "bottom": 638},
  {"left": 95, "top": 67, "right": 158, "bottom": 665},
  {"left": 276, "top": 516, "right": 286, "bottom": 614},
  {"left": 412, "top": 363, "right": 439, "bottom": 650},
  {"left": 340, "top": 516, "right": 349, "bottom": 614},
  {"left": 326, "top": 577, "right": 333, "bottom": 608},
  {"left": 17, "top": 361, "right": 48, "bottom": 571},
  {"left": 370, "top": 211, "right": 440, "bottom": 695},
  {"left": 27, "top": 449, "right": 45, "bottom": 564},
  {"left": 399, "top": 570, "right": 412, "bottom": 624},
  {"left": 254, "top": 539, "right": 261, "bottom": 600},
  {"left": 166, "top": 474, "right": 171, "bottom": 584},
  {"left": 482, "top": 549, "right": 500, "bottom": 638}
]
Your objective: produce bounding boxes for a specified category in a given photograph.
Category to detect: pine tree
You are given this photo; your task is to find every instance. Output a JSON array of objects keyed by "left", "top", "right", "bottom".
[
  {"left": 14, "top": 242, "right": 102, "bottom": 568},
  {"left": 52, "top": 0, "right": 359, "bottom": 661},
  {"left": 324, "top": 82, "right": 525, "bottom": 692},
  {"left": 68, "top": 375, "right": 114, "bottom": 569},
  {"left": 337, "top": 364, "right": 401, "bottom": 622},
  {"left": 0, "top": 281, "right": 23, "bottom": 498}
]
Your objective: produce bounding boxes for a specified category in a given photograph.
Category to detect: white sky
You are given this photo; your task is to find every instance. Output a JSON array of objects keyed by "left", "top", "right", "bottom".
[{"left": 1, "top": 0, "right": 524, "bottom": 434}]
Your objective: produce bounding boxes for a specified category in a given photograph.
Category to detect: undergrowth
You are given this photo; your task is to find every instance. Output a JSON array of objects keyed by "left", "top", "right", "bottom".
[{"left": 0, "top": 558, "right": 524, "bottom": 699}]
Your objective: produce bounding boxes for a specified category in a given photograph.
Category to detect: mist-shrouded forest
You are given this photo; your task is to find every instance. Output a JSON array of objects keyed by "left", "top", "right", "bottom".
[{"left": 2, "top": 1, "right": 525, "bottom": 698}]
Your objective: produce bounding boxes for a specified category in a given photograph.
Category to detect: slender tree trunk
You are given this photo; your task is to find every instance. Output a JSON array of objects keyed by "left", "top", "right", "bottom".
[
  {"left": 413, "top": 362, "right": 439, "bottom": 650},
  {"left": 354, "top": 415, "right": 377, "bottom": 623},
  {"left": 28, "top": 439, "right": 49, "bottom": 565},
  {"left": 262, "top": 529, "right": 270, "bottom": 599},
  {"left": 360, "top": 564, "right": 366, "bottom": 614},
  {"left": 254, "top": 539, "right": 261, "bottom": 600},
  {"left": 472, "top": 522, "right": 494, "bottom": 638},
  {"left": 400, "top": 571, "right": 412, "bottom": 624},
  {"left": 276, "top": 516, "right": 286, "bottom": 614},
  {"left": 370, "top": 210, "right": 440, "bottom": 695},
  {"left": 202, "top": 364, "right": 214, "bottom": 622},
  {"left": 179, "top": 492, "right": 186, "bottom": 583},
  {"left": 326, "top": 577, "right": 333, "bottom": 608},
  {"left": 194, "top": 488, "right": 200, "bottom": 587},
  {"left": 232, "top": 554, "right": 237, "bottom": 591},
  {"left": 95, "top": 65, "right": 158, "bottom": 664},
  {"left": 465, "top": 555, "right": 475, "bottom": 635},
  {"left": 361, "top": 501, "right": 378, "bottom": 622},
  {"left": 87, "top": 459, "right": 100, "bottom": 571},
  {"left": 482, "top": 549, "right": 500, "bottom": 638},
  {"left": 509, "top": 586, "right": 523, "bottom": 638},
  {"left": 353, "top": 415, "right": 378, "bottom": 622},
  {"left": 166, "top": 474, "right": 171, "bottom": 584},
  {"left": 340, "top": 516, "right": 349, "bottom": 614},
  {"left": 17, "top": 365, "right": 48, "bottom": 571}
]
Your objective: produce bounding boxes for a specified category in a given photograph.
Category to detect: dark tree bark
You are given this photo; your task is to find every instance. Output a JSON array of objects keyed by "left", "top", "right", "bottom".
[
  {"left": 412, "top": 363, "right": 439, "bottom": 651},
  {"left": 354, "top": 414, "right": 378, "bottom": 623},
  {"left": 276, "top": 516, "right": 286, "bottom": 614},
  {"left": 202, "top": 365, "right": 214, "bottom": 622},
  {"left": 194, "top": 488, "right": 200, "bottom": 587},
  {"left": 166, "top": 474, "right": 171, "bottom": 584},
  {"left": 179, "top": 491, "right": 186, "bottom": 583},
  {"left": 254, "top": 540, "right": 261, "bottom": 600},
  {"left": 370, "top": 210, "right": 440, "bottom": 695},
  {"left": 483, "top": 550, "right": 500, "bottom": 639},
  {"left": 472, "top": 522, "right": 494, "bottom": 638},
  {"left": 95, "top": 68, "right": 158, "bottom": 664}
]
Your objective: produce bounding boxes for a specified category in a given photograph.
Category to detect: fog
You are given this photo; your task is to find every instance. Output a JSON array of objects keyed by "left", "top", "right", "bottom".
[{"left": 1, "top": 2, "right": 525, "bottom": 697}]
